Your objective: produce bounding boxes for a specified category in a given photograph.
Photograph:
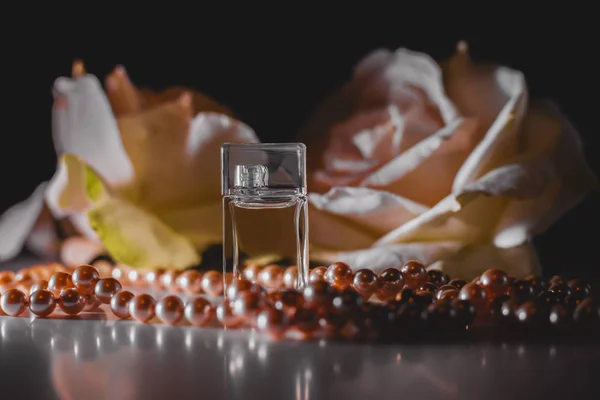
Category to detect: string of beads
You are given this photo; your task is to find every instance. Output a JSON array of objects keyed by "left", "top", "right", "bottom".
[{"left": 0, "top": 260, "right": 598, "bottom": 341}]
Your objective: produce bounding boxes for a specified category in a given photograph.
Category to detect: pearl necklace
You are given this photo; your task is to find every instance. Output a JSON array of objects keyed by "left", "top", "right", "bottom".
[{"left": 0, "top": 261, "right": 598, "bottom": 341}]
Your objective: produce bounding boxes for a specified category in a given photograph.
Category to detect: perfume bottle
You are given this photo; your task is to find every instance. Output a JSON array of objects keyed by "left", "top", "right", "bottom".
[{"left": 221, "top": 143, "right": 309, "bottom": 294}]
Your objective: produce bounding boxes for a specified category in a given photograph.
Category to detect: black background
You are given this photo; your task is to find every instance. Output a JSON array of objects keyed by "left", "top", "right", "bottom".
[{"left": 0, "top": 13, "right": 597, "bottom": 280}]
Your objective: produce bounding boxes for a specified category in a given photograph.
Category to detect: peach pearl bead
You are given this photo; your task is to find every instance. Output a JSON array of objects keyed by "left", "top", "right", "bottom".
[
  {"left": 128, "top": 294, "right": 156, "bottom": 323},
  {"left": 48, "top": 272, "right": 74, "bottom": 297},
  {"left": 155, "top": 295, "right": 184, "bottom": 325},
  {"left": 376, "top": 268, "right": 405, "bottom": 301},
  {"left": 352, "top": 269, "right": 379, "bottom": 299},
  {"left": 126, "top": 269, "right": 143, "bottom": 286},
  {"left": 1, "top": 288, "right": 28, "bottom": 316},
  {"left": 92, "top": 260, "right": 114, "bottom": 278},
  {"left": 258, "top": 265, "right": 284, "bottom": 289},
  {"left": 176, "top": 270, "right": 203, "bottom": 294},
  {"left": 71, "top": 265, "right": 100, "bottom": 295},
  {"left": 242, "top": 264, "right": 263, "bottom": 282},
  {"left": 480, "top": 268, "right": 510, "bottom": 299},
  {"left": 160, "top": 270, "right": 181, "bottom": 291},
  {"left": 29, "top": 280, "right": 49, "bottom": 296},
  {"left": 400, "top": 260, "right": 427, "bottom": 290},
  {"left": 83, "top": 295, "right": 102, "bottom": 311},
  {"left": 283, "top": 266, "right": 299, "bottom": 289},
  {"left": 59, "top": 288, "right": 87, "bottom": 315},
  {"left": 459, "top": 283, "right": 488, "bottom": 316},
  {"left": 29, "top": 289, "right": 56, "bottom": 317},
  {"left": 256, "top": 306, "right": 288, "bottom": 339},
  {"left": 232, "top": 291, "right": 263, "bottom": 320},
  {"left": 225, "top": 278, "right": 254, "bottom": 299},
  {"left": 145, "top": 269, "right": 165, "bottom": 289},
  {"left": 201, "top": 271, "right": 224, "bottom": 296},
  {"left": 309, "top": 266, "right": 327, "bottom": 282},
  {"left": 0, "top": 270, "right": 15, "bottom": 285},
  {"left": 110, "top": 290, "right": 135, "bottom": 319},
  {"left": 111, "top": 265, "right": 126, "bottom": 281},
  {"left": 94, "top": 278, "right": 123, "bottom": 304},
  {"left": 216, "top": 299, "right": 243, "bottom": 328},
  {"left": 184, "top": 297, "right": 214, "bottom": 327},
  {"left": 325, "top": 262, "right": 353, "bottom": 290}
]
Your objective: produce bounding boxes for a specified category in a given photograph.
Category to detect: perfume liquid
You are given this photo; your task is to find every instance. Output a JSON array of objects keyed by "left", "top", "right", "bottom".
[{"left": 221, "top": 144, "right": 309, "bottom": 294}]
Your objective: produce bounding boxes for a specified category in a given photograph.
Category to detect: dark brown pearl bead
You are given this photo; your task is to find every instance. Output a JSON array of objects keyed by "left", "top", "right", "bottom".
[
  {"left": 242, "top": 264, "right": 263, "bottom": 283},
  {"left": 449, "top": 279, "right": 466, "bottom": 290},
  {"left": 232, "top": 291, "right": 263, "bottom": 320},
  {"left": 83, "top": 295, "right": 102, "bottom": 311},
  {"left": 291, "top": 308, "right": 319, "bottom": 334},
  {"left": 376, "top": 268, "right": 405, "bottom": 301},
  {"left": 48, "top": 272, "right": 74, "bottom": 297},
  {"left": 548, "top": 282, "right": 571, "bottom": 302},
  {"left": 549, "top": 304, "right": 573, "bottom": 327},
  {"left": 458, "top": 283, "right": 487, "bottom": 316},
  {"left": 0, "top": 288, "right": 27, "bottom": 316},
  {"left": 283, "top": 266, "right": 299, "bottom": 289},
  {"left": 176, "top": 270, "right": 203, "bottom": 295},
  {"left": 94, "top": 278, "right": 123, "bottom": 304},
  {"left": 510, "top": 280, "right": 532, "bottom": 302},
  {"left": 71, "top": 264, "right": 100, "bottom": 295},
  {"left": 302, "top": 280, "right": 335, "bottom": 309},
  {"left": 29, "top": 289, "right": 56, "bottom": 317},
  {"left": 128, "top": 294, "right": 156, "bottom": 323},
  {"left": 225, "top": 278, "right": 254, "bottom": 299},
  {"left": 155, "top": 295, "right": 184, "bottom": 325},
  {"left": 258, "top": 265, "right": 284, "bottom": 289},
  {"left": 524, "top": 275, "right": 547, "bottom": 295},
  {"left": 414, "top": 291, "right": 435, "bottom": 306},
  {"left": 201, "top": 271, "right": 224, "bottom": 296},
  {"left": 352, "top": 269, "right": 379, "bottom": 299},
  {"left": 435, "top": 285, "right": 458, "bottom": 300},
  {"left": 59, "top": 288, "right": 87, "bottom": 315},
  {"left": 110, "top": 290, "right": 135, "bottom": 319},
  {"left": 515, "top": 301, "right": 541, "bottom": 324},
  {"left": 332, "top": 289, "right": 364, "bottom": 314},
  {"left": 480, "top": 268, "right": 509, "bottom": 299},
  {"left": 216, "top": 299, "right": 243, "bottom": 328},
  {"left": 419, "top": 282, "right": 438, "bottom": 293},
  {"left": 274, "top": 289, "right": 305, "bottom": 316},
  {"left": 256, "top": 306, "right": 288, "bottom": 339},
  {"left": 428, "top": 301, "right": 454, "bottom": 330},
  {"left": 438, "top": 289, "right": 459, "bottom": 302},
  {"left": 309, "top": 266, "right": 327, "bottom": 282},
  {"left": 29, "top": 280, "right": 49, "bottom": 296},
  {"left": 427, "top": 270, "right": 448, "bottom": 287},
  {"left": 401, "top": 260, "right": 427, "bottom": 290},
  {"left": 325, "top": 262, "right": 353, "bottom": 291},
  {"left": 549, "top": 275, "right": 565, "bottom": 285},
  {"left": 573, "top": 298, "right": 600, "bottom": 327},
  {"left": 568, "top": 279, "right": 592, "bottom": 303},
  {"left": 184, "top": 297, "right": 215, "bottom": 327},
  {"left": 452, "top": 299, "right": 476, "bottom": 327}
]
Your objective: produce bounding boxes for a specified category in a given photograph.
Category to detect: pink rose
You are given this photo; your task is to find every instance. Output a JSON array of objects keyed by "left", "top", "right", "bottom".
[{"left": 302, "top": 42, "right": 596, "bottom": 278}]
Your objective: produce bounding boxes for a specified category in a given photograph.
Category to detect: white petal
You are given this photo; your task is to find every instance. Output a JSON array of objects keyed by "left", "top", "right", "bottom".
[
  {"left": 0, "top": 183, "right": 48, "bottom": 261},
  {"left": 53, "top": 74, "right": 135, "bottom": 186}
]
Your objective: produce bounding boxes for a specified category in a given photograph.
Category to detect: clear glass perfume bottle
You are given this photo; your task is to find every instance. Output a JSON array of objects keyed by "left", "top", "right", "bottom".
[{"left": 221, "top": 143, "right": 309, "bottom": 294}]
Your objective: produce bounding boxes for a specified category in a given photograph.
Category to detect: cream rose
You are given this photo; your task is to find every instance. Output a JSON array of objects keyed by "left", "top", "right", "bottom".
[{"left": 302, "top": 42, "right": 597, "bottom": 278}]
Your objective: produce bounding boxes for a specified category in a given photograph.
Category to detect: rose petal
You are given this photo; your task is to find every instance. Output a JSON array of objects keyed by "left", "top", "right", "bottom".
[
  {"left": 492, "top": 101, "right": 597, "bottom": 248},
  {"left": 443, "top": 42, "right": 523, "bottom": 133},
  {"left": 359, "top": 118, "right": 472, "bottom": 206},
  {"left": 137, "top": 86, "right": 233, "bottom": 116},
  {"left": 52, "top": 74, "right": 135, "bottom": 187},
  {"left": 104, "top": 65, "right": 142, "bottom": 116},
  {"left": 0, "top": 183, "right": 48, "bottom": 261},
  {"left": 308, "top": 187, "right": 429, "bottom": 251},
  {"left": 118, "top": 101, "right": 259, "bottom": 210},
  {"left": 310, "top": 241, "right": 464, "bottom": 273},
  {"left": 450, "top": 53, "right": 528, "bottom": 191},
  {"left": 156, "top": 202, "right": 222, "bottom": 251},
  {"left": 429, "top": 241, "right": 541, "bottom": 279}
]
